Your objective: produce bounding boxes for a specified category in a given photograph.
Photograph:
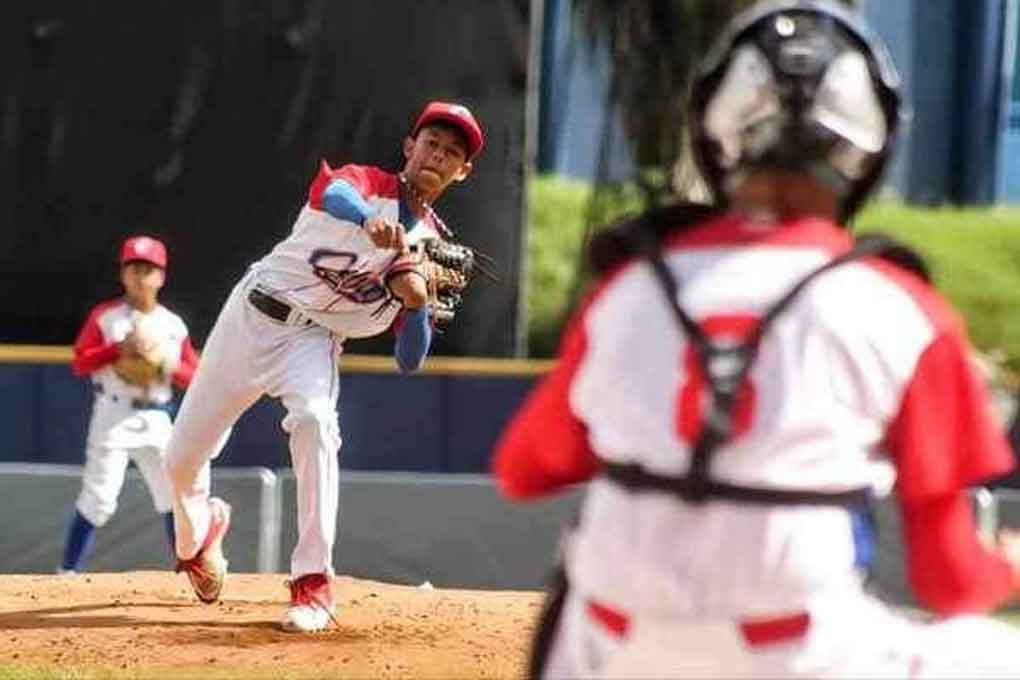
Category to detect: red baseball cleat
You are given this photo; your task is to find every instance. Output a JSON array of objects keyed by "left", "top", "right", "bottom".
[
  {"left": 281, "top": 573, "right": 337, "bottom": 632},
  {"left": 175, "top": 497, "right": 231, "bottom": 604}
]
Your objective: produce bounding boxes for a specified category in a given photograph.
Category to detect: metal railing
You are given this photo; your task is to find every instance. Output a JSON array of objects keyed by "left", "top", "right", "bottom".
[
  {"left": 0, "top": 463, "right": 282, "bottom": 574},
  {"left": 0, "top": 463, "right": 1015, "bottom": 579}
]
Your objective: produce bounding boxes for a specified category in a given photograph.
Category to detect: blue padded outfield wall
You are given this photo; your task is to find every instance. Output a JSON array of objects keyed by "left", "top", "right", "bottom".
[{"left": 0, "top": 352, "right": 546, "bottom": 473}]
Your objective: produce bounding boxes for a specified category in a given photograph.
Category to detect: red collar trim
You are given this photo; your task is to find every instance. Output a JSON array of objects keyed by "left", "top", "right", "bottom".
[{"left": 662, "top": 213, "right": 853, "bottom": 255}]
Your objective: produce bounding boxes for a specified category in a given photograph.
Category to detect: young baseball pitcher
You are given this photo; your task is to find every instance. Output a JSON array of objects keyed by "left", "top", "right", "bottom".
[
  {"left": 494, "top": 1, "right": 1020, "bottom": 677},
  {"left": 60, "top": 235, "right": 198, "bottom": 573},
  {"left": 164, "top": 101, "right": 484, "bottom": 632}
]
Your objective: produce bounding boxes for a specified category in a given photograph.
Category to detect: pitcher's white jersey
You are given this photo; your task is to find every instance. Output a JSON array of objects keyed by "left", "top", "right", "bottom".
[
  {"left": 253, "top": 162, "right": 443, "bottom": 339},
  {"left": 495, "top": 213, "right": 1014, "bottom": 619}
]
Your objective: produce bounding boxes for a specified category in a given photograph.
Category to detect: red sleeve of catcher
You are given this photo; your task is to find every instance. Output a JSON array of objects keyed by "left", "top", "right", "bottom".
[
  {"left": 70, "top": 303, "right": 121, "bottom": 376},
  {"left": 886, "top": 330, "right": 1015, "bottom": 501},
  {"left": 171, "top": 336, "right": 200, "bottom": 390},
  {"left": 901, "top": 491, "right": 1016, "bottom": 615},
  {"left": 492, "top": 308, "right": 601, "bottom": 499},
  {"left": 887, "top": 324, "right": 1018, "bottom": 614}
]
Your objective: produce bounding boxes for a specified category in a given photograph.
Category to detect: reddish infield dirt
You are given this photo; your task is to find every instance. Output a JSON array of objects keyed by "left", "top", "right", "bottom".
[{"left": 0, "top": 572, "right": 542, "bottom": 679}]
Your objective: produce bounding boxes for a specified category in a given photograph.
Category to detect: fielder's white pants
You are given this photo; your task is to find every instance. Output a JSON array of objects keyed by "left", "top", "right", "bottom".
[
  {"left": 542, "top": 588, "right": 1020, "bottom": 679},
  {"left": 164, "top": 272, "right": 342, "bottom": 577},
  {"left": 77, "top": 397, "right": 175, "bottom": 527}
]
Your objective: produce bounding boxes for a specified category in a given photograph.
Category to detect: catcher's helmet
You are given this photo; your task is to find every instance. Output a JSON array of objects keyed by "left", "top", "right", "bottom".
[{"left": 690, "top": 0, "right": 901, "bottom": 220}]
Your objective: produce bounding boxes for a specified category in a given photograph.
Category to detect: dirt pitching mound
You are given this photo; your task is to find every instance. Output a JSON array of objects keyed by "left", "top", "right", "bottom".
[{"left": 0, "top": 572, "right": 542, "bottom": 679}]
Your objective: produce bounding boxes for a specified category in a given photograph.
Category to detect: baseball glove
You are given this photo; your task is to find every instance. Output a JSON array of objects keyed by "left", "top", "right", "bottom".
[
  {"left": 113, "top": 355, "right": 164, "bottom": 387},
  {"left": 113, "top": 314, "right": 168, "bottom": 386},
  {"left": 418, "top": 238, "right": 497, "bottom": 328}
]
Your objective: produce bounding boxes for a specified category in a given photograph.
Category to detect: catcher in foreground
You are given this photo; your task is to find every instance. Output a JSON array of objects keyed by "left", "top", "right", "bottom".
[
  {"left": 60, "top": 235, "right": 199, "bottom": 575},
  {"left": 495, "top": 1, "right": 1020, "bottom": 677},
  {"left": 162, "top": 101, "right": 486, "bottom": 633}
]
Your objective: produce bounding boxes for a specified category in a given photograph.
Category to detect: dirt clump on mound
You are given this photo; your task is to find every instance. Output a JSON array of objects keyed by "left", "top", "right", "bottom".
[{"left": 0, "top": 572, "right": 542, "bottom": 679}]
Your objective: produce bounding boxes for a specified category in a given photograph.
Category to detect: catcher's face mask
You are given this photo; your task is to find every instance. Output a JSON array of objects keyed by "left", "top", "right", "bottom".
[{"left": 690, "top": 0, "right": 902, "bottom": 221}]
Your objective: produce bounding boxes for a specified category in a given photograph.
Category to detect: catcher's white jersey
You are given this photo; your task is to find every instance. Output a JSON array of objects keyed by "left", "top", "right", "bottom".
[
  {"left": 495, "top": 213, "right": 1019, "bottom": 677},
  {"left": 253, "top": 162, "right": 442, "bottom": 339},
  {"left": 565, "top": 224, "right": 912, "bottom": 616}
]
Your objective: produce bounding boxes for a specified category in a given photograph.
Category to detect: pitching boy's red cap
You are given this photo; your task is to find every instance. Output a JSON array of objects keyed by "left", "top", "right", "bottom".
[
  {"left": 411, "top": 101, "right": 484, "bottom": 159},
  {"left": 120, "top": 236, "right": 167, "bottom": 268}
]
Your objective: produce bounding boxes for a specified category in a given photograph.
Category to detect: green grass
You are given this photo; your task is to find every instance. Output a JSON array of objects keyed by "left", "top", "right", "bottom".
[
  {"left": 0, "top": 665, "right": 117, "bottom": 680},
  {"left": 525, "top": 174, "right": 1020, "bottom": 371},
  {"left": 998, "top": 609, "right": 1020, "bottom": 626}
]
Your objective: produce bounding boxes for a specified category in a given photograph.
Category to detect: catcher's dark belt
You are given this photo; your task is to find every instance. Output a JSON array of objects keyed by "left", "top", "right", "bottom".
[
  {"left": 248, "top": 287, "right": 309, "bottom": 325},
  {"left": 601, "top": 461, "right": 870, "bottom": 507}
]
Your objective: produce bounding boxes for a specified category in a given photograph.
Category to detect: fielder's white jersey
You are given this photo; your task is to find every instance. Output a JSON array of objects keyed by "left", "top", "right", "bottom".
[
  {"left": 73, "top": 298, "right": 194, "bottom": 406},
  {"left": 495, "top": 213, "right": 1012, "bottom": 620},
  {"left": 71, "top": 298, "right": 198, "bottom": 457},
  {"left": 253, "top": 162, "right": 442, "bottom": 339}
]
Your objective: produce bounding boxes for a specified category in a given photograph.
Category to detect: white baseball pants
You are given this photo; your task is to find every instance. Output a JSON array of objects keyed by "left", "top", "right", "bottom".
[
  {"left": 164, "top": 272, "right": 342, "bottom": 577},
  {"left": 77, "top": 398, "right": 175, "bottom": 527},
  {"left": 542, "top": 588, "right": 1020, "bottom": 679}
]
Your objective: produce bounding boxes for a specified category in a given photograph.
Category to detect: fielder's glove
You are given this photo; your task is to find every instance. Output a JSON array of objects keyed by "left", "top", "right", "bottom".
[
  {"left": 113, "top": 314, "right": 169, "bottom": 386},
  {"left": 113, "top": 355, "right": 165, "bottom": 387}
]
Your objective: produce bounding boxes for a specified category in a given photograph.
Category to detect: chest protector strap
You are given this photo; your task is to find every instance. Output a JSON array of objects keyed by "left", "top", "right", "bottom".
[{"left": 602, "top": 234, "right": 919, "bottom": 507}]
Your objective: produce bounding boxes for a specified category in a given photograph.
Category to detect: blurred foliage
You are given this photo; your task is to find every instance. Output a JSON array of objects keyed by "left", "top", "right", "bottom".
[
  {"left": 570, "top": 0, "right": 859, "bottom": 204},
  {"left": 856, "top": 205, "right": 1020, "bottom": 380},
  {"left": 571, "top": 0, "right": 754, "bottom": 204},
  {"left": 526, "top": 175, "right": 642, "bottom": 357},
  {"left": 526, "top": 175, "right": 1020, "bottom": 380}
]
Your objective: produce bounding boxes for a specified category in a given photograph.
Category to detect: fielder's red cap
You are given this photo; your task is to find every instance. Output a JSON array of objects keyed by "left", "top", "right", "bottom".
[
  {"left": 411, "top": 101, "right": 484, "bottom": 159},
  {"left": 120, "top": 236, "right": 167, "bottom": 268}
]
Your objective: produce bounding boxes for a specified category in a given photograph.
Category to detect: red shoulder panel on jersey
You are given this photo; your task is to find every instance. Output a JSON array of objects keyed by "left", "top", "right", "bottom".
[
  {"left": 492, "top": 265, "right": 637, "bottom": 499},
  {"left": 172, "top": 336, "right": 200, "bottom": 390},
  {"left": 661, "top": 214, "right": 853, "bottom": 254},
  {"left": 71, "top": 298, "right": 124, "bottom": 376},
  {"left": 308, "top": 161, "right": 398, "bottom": 209},
  {"left": 492, "top": 309, "right": 600, "bottom": 498}
]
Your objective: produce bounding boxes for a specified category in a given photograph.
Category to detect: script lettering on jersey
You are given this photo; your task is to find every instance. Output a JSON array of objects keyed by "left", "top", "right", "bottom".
[{"left": 308, "top": 249, "right": 389, "bottom": 305}]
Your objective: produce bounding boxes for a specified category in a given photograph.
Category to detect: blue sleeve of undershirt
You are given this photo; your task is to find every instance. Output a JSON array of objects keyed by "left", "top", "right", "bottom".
[
  {"left": 322, "top": 179, "right": 376, "bottom": 225},
  {"left": 394, "top": 307, "right": 432, "bottom": 373}
]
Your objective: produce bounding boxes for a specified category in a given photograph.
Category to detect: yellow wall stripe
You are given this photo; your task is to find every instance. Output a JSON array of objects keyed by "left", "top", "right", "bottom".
[{"left": 0, "top": 344, "right": 555, "bottom": 377}]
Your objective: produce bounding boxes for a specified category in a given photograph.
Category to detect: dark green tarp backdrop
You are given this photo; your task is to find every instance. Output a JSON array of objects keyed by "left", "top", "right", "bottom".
[{"left": 0, "top": 0, "right": 530, "bottom": 357}]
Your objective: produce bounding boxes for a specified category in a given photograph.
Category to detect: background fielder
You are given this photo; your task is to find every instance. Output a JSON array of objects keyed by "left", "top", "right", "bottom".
[
  {"left": 164, "top": 101, "right": 484, "bottom": 633},
  {"left": 60, "top": 235, "right": 198, "bottom": 574}
]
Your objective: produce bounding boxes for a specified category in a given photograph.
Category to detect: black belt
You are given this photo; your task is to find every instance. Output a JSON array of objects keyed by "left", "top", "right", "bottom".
[
  {"left": 248, "top": 287, "right": 310, "bottom": 324},
  {"left": 130, "top": 398, "right": 173, "bottom": 412},
  {"left": 602, "top": 461, "right": 871, "bottom": 507},
  {"left": 93, "top": 384, "right": 173, "bottom": 412}
]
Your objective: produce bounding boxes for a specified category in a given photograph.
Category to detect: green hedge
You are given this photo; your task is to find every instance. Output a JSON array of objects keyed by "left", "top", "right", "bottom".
[
  {"left": 526, "top": 175, "right": 1020, "bottom": 375},
  {"left": 856, "top": 204, "right": 1020, "bottom": 377},
  {"left": 526, "top": 176, "right": 641, "bottom": 357}
]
